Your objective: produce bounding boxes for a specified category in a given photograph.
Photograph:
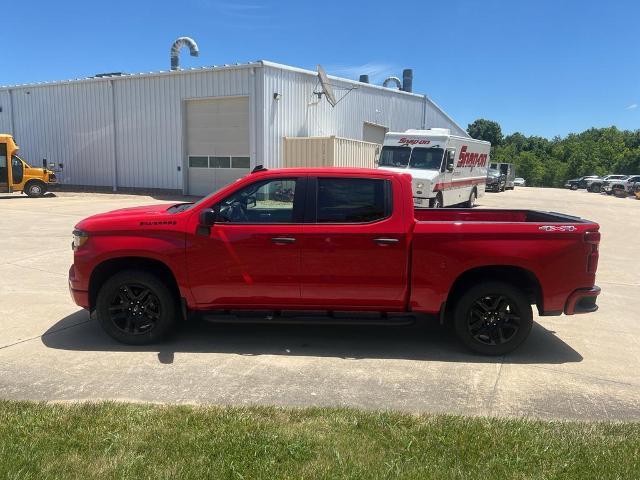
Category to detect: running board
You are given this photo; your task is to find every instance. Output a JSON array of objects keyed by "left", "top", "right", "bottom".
[{"left": 199, "top": 310, "right": 417, "bottom": 326}]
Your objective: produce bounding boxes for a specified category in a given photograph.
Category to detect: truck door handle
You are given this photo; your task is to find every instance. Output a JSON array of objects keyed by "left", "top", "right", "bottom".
[
  {"left": 271, "top": 237, "right": 296, "bottom": 244},
  {"left": 373, "top": 238, "right": 399, "bottom": 245}
]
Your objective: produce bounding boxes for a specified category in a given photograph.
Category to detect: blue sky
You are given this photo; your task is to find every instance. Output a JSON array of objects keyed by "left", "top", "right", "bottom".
[{"left": 4, "top": 0, "right": 639, "bottom": 137}]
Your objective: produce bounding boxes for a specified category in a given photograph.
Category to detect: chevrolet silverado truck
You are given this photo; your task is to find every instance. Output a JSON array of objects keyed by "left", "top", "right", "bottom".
[{"left": 69, "top": 167, "right": 601, "bottom": 355}]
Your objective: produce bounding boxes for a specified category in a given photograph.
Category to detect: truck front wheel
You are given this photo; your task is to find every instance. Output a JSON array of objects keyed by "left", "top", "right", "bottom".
[
  {"left": 431, "top": 192, "right": 443, "bottom": 208},
  {"left": 453, "top": 281, "right": 533, "bottom": 355},
  {"left": 25, "top": 181, "right": 47, "bottom": 197},
  {"left": 95, "top": 270, "right": 177, "bottom": 345}
]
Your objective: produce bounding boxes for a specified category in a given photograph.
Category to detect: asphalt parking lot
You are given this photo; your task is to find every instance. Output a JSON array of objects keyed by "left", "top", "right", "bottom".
[{"left": 0, "top": 187, "right": 638, "bottom": 420}]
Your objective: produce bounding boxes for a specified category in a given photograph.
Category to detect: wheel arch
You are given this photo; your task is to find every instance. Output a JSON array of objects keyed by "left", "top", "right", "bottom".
[
  {"left": 89, "top": 256, "right": 181, "bottom": 312},
  {"left": 24, "top": 178, "right": 46, "bottom": 193},
  {"left": 445, "top": 265, "right": 543, "bottom": 317}
]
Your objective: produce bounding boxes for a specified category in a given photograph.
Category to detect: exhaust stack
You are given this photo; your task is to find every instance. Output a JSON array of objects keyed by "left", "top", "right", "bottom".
[
  {"left": 170, "top": 37, "right": 199, "bottom": 71},
  {"left": 402, "top": 68, "right": 413, "bottom": 92}
]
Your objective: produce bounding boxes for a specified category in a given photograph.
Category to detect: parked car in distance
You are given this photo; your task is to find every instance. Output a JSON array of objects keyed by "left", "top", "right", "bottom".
[
  {"left": 586, "top": 175, "right": 628, "bottom": 193},
  {"left": 514, "top": 177, "right": 526, "bottom": 187},
  {"left": 486, "top": 168, "right": 506, "bottom": 192},
  {"left": 602, "top": 175, "right": 640, "bottom": 196},
  {"left": 69, "top": 167, "right": 602, "bottom": 356},
  {"left": 564, "top": 175, "right": 598, "bottom": 190}
]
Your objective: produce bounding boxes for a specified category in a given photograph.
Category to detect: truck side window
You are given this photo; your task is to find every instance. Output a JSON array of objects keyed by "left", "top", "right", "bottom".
[
  {"left": 215, "top": 178, "right": 299, "bottom": 223},
  {"left": 316, "top": 178, "right": 390, "bottom": 223}
]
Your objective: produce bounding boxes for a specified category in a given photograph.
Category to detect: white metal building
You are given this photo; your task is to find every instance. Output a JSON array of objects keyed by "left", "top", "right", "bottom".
[{"left": 0, "top": 61, "right": 468, "bottom": 195}]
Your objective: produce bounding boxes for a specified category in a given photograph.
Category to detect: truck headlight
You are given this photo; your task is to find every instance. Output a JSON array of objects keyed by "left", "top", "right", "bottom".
[
  {"left": 72, "top": 230, "right": 89, "bottom": 250},
  {"left": 416, "top": 182, "right": 424, "bottom": 189}
]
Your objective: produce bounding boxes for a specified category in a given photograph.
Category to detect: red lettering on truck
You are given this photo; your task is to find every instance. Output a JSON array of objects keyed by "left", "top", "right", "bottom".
[
  {"left": 398, "top": 138, "right": 431, "bottom": 145},
  {"left": 457, "top": 146, "right": 488, "bottom": 167}
]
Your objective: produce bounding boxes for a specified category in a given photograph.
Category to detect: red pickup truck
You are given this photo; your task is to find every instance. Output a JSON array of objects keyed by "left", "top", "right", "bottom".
[{"left": 69, "top": 167, "right": 601, "bottom": 355}]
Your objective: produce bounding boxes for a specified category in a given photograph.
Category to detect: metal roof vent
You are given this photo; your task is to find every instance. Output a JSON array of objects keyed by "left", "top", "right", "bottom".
[{"left": 170, "top": 37, "right": 199, "bottom": 71}]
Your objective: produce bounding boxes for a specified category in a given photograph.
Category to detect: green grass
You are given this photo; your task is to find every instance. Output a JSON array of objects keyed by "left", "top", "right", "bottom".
[{"left": 0, "top": 402, "right": 638, "bottom": 479}]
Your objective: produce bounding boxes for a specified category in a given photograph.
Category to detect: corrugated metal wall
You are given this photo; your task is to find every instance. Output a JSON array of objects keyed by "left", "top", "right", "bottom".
[
  {"left": 4, "top": 82, "right": 115, "bottom": 186},
  {"left": 260, "top": 63, "right": 468, "bottom": 168},
  {"left": 0, "top": 61, "right": 467, "bottom": 191},
  {"left": 0, "top": 66, "right": 254, "bottom": 190},
  {"left": 283, "top": 136, "right": 380, "bottom": 169}
]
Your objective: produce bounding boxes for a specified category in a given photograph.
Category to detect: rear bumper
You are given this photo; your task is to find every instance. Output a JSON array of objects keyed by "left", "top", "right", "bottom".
[{"left": 564, "top": 286, "right": 601, "bottom": 315}]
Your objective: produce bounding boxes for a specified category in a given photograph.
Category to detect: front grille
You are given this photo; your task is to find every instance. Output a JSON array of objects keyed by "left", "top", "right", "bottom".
[{"left": 49, "top": 173, "right": 57, "bottom": 182}]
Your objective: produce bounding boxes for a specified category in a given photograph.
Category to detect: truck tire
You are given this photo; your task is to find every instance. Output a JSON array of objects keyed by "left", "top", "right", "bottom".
[
  {"left": 25, "top": 181, "right": 47, "bottom": 197},
  {"left": 465, "top": 189, "right": 477, "bottom": 208},
  {"left": 96, "top": 269, "right": 177, "bottom": 345},
  {"left": 431, "top": 192, "right": 443, "bottom": 208},
  {"left": 453, "top": 281, "right": 533, "bottom": 355},
  {"left": 570, "top": 184, "right": 578, "bottom": 190},
  {"left": 590, "top": 184, "right": 602, "bottom": 193}
]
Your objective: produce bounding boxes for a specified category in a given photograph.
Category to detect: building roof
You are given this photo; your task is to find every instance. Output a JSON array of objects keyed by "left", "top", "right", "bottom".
[{"left": 0, "top": 60, "right": 423, "bottom": 98}]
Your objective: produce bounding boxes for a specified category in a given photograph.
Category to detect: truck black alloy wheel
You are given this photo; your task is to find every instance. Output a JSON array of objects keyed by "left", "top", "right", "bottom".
[
  {"left": 108, "top": 284, "right": 161, "bottom": 335},
  {"left": 96, "top": 270, "right": 176, "bottom": 344},
  {"left": 453, "top": 281, "right": 533, "bottom": 355}
]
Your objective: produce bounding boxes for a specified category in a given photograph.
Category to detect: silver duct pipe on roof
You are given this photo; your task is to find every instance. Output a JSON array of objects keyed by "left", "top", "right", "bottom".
[
  {"left": 170, "top": 37, "right": 199, "bottom": 71},
  {"left": 382, "top": 76, "right": 402, "bottom": 89}
]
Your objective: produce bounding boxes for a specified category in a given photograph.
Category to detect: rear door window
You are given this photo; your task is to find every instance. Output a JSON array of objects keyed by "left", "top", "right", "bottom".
[{"left": 315, "top": 178, "right": 390, "bottom": 223}]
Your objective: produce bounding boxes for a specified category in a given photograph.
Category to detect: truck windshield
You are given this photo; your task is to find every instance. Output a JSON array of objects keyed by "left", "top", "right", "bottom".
[
  {"left": 409, "top": 148, "right": 444, "bottom": 170},
  {"left": 379, "top": 146, "right": 411, "bottom": 168},
  {"left": 379, "top": 146, "right": 444, "bottom": 170}
]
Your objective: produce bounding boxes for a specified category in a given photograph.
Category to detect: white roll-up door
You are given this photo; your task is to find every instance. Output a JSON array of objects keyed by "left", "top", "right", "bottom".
[{"left": 186, "top": 97, "right": 250, "bottom": 196}]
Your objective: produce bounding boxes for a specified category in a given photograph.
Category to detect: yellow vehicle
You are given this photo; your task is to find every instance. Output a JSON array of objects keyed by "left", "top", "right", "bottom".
[{"left": 0, "top": 134, "right": 57, "bottom": 197}]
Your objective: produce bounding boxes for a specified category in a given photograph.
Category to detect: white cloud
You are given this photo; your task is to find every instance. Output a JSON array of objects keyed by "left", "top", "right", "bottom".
[{"left": 625, "top": 103, "right": 637, "bottom": 110}]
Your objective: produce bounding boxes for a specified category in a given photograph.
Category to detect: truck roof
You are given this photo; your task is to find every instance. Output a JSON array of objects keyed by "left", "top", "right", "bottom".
[
  {"left": 251, "top": 167, "right": 404, "bottom": 178},
  {"left": 384, "top": 130, "right": 490, "bottom": 145}
]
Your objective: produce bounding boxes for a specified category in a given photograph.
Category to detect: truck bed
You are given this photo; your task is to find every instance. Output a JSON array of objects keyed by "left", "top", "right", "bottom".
[{"left": 414, "top": 208, "right": 592, "bottom": 224}]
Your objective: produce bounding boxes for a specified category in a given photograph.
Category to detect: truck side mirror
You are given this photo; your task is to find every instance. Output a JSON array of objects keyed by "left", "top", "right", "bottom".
[
  {"left": 199, "top": 208, "right": 218, "bottom": 226},
  {"left": 446, "top": 151, "right": 455, "bottom": 172}
]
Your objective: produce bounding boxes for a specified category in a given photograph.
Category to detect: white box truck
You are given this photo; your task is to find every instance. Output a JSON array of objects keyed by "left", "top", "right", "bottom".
[{"left": 378, "top": 128, "right": 491, "bottom": 208}]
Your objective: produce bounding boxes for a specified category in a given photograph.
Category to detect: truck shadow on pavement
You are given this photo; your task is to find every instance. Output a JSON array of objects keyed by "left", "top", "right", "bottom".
[{"left": 42, "top": 310, "right": 583, "bottom": 365}]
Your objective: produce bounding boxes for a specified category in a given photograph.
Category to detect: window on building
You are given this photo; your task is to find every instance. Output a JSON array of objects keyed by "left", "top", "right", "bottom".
[
  {"left": 210, "top": 156, "right": 231, "bottom": 168},
  {"left": 188, "top": 156, "right": 208, "bottom": 168},
  {"left": 231, "top": 156, "right": 251, "bottom": 169}
]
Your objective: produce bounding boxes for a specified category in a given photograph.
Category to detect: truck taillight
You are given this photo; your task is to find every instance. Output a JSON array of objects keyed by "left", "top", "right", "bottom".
[{"left": 584, "top": 231, "right": 600, "bottom": 273}]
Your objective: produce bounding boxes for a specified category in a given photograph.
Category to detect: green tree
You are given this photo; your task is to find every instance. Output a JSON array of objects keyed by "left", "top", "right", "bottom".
[{"left": 467, "top": 119, "right": 503, "bottom": 146}]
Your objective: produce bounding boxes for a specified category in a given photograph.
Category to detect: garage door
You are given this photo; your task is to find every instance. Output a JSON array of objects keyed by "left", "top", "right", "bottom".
[
  {"left": 363, "top": 122, "right": 388, "bottom": 145},
  {"left": 186, "top": 97, "right": 250, "bottom": 196}
]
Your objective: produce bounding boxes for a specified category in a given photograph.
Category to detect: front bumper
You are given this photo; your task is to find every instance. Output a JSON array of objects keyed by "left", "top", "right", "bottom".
[
  {"left": 564, "top": 286, "right": 601, "bottom": 315},
  {"left": 68, "top": 264, "right": 90, "bottom": 308}
]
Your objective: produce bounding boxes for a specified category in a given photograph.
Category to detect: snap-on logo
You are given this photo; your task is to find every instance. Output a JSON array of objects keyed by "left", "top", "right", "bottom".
[
  {"left": 456, "top": 146, "right": 488, "bottom": 167},
  {"left": 398, "top": 138, "right": 431, "bottom": 145},
  {"left": 539, "top": 225, "right": 577, "bottom": 232}
]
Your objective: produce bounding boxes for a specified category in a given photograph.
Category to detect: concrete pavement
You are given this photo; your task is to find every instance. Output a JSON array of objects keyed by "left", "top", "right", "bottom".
[{"left": 0, "top": 188, "right": 638, "bottom": 419}]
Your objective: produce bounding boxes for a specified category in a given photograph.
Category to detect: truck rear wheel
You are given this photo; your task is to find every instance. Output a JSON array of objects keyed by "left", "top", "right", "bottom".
[
  {"left": 465, "top": 189, "right": 477, "bottom": 208},
  {"left": 453, "top": 281, "right": 533, "bottom": 355},
  {"left": 95, "top": 269, "right": 177, "bottom": 345}
]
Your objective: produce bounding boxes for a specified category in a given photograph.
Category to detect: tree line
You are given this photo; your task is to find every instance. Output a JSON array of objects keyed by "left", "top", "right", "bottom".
[{"left": 467, "top": 119, "right": 640, "bottom": 187}]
